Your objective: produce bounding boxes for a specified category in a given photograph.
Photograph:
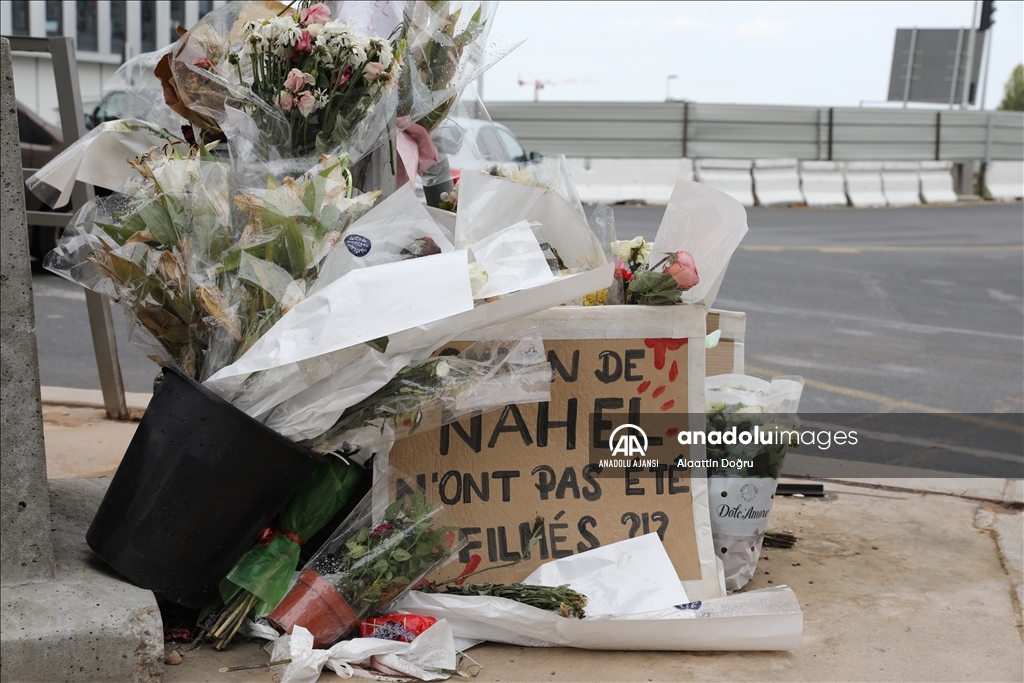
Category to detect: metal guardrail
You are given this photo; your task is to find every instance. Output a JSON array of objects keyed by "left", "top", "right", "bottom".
[
  {"left": 9, "top": 36, "right": 129, "bottom": 420},
  {"left": 486, "top": 101, "right": 1024, "bottom": 162}
]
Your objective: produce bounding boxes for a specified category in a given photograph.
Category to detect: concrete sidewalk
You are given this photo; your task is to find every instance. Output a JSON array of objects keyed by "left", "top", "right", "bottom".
[{"left": 40, "top": 399, "right": 1024, "bottom": 683}]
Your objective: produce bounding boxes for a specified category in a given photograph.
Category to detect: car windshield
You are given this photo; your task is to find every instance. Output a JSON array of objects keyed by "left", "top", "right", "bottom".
[{"left": 497, "top": 128, "right": 526, "bottom": 162}]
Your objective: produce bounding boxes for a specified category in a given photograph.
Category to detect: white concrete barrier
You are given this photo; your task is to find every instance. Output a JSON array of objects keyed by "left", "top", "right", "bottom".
[
  {"left": 695, "top": 159, "right": 754, "bottom": 207},
  {"left": 752, "top": 158, "right": 804, "bottom": 206},
  {"left": 881, "top": 162, "right": 921, "bottom": 206},
  {"left": 985, "top": 161, "right": 1024, "bottom": 201},
  {"left": 799, "top": 161, "right": 848, "bottom": 207},
  {"left": 843, "top": 162, "right": 887, "bottom": 208},
  {"left": 565, "top": 158, "right": 693, "bottom": 205},
  {"left": 918, "top": 161, "right": 958, "bottom": 204}
]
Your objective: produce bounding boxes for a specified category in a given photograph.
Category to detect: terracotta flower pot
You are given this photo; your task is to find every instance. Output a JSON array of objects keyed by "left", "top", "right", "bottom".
[{"left": 268, "top": 569, "right": 359, "bottom": 648}]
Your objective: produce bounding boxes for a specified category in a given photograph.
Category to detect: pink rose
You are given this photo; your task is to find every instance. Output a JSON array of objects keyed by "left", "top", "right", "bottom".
[
  {"left": 296, "top": 91, "right": 316, "bottom": 118},
  {"left": 333, "top": 64, "right": 353, "bottom": 89},
  {"left": 665, "top": 250, "right": 699, "bottom": 289},
  {"left": 284, "top": 68, "right": 314, "bottom": 92},
  {"left": 299, "top": 3, "right": 331, "bottom": 26},
  {"left": 290, "top": 29, "right": 312, "bottom": 62},
  {"left": 363, "top": 61, "right": 384, "bottom": 81},
  {"left": 278, "top": 90, "right": 293, "bottom": 111}
]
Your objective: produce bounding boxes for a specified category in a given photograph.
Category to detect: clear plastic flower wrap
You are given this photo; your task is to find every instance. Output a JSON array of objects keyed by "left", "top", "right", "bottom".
[
  {"left": 42, "top": 144, "right": 378, "bottom": 381},
  {"left": 266, "top": 470, "right": 466, "bottom": 648},
  {"left": 399, "top": 2, "right": 515, "bottom": 132},
  {"left": 157, "top": 1, "right": 404, "bottom": 172},
  {"left": 304, "top": 332, "right": 552, "bottom": 456},
  {"left": 704, "top": 374, "right": 805, "bottom": 591}
]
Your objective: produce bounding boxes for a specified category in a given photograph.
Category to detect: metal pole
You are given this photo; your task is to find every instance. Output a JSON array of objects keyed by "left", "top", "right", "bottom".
[
  {"left": 984, "top": 113, "right": 993, "bottom": 163},
  {"left": 979, "top": 29, "right": 993, "bottom": 109},
  {"left": 961, "top": 1, "right": 979, "bottom": 108},
  {"left": 949, "top": 29, "right": 964, "bottom": 108},
  {"left": 935, "top": 112, "right": 941, "bottom": 161},
  {"left": 682, "top": 101, "right": 689, "bottom": 158},
  {"left": 902, "top": 28, "right": 918, "bottom": 108},
  {"left": 48, "top": 37, "right": 129, "bottom": 420},
  {"left": 827, "top": 107, "right": 834, "bottom": 161}
]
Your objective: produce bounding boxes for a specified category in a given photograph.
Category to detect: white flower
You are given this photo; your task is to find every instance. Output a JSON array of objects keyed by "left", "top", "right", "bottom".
[
  {"left": 306, "top": 23, "right": 324, "bottom": 39},
  {"left": 435, "top": 360, "right": 450, "bottom": 378},
  {"left": 468, "top": 264, "right": 489, "bottom": 297},
  {"left": 610, "top": 237, "right": 651, "bottom": 264},
  {"left": 277, "top": 24, "right": 303, "bottom": 48},
  {"left": 150, "top": 157, "right": 197, "bottom": 197},
  {"left": 373, "top": 39, "right": 393, "bottom": 69},
  {"left": 735, "top": 406, "right": 763, "bottom": 415}
]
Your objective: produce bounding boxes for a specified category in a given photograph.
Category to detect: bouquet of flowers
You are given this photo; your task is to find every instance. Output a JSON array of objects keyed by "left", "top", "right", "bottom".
[
  {"left": 704, "top": 374, "right": 805, "bottom": 590},
  {"left": 611, "top": 237, "right": 700, "bottom": 306},
  {"left": 158, "top": 1, "right": 403, "bottom": 162},
  {"left": 267, "top": 476, "right": 463, "bottom": 649},
  {"left": 44, "top": 144, "right": 376, "bottom": 380}
]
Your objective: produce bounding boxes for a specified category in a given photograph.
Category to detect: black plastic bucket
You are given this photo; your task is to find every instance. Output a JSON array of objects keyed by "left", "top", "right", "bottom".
[{"left": 87, "top": 366, "right": 325, "bottom": 607}]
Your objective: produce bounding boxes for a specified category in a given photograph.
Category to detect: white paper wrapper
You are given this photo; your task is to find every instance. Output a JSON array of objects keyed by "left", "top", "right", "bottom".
[
  {"left": 455, "top": 171, "right": 606, "bottom": 272},
  {"left": 523, "top": 534, "right": 688, "bottom": 617},
  {"left": 204, "top": 250, "right": 476, "bottom": 389},
  {"left": 392, "top": 535, "right": 801, "bottom": 651},
  {"left": 268, "top": 621, "right": 456, "bottom": 683},
  {"left": 650, "top": 179, "right": 749, "bottom": 307},
  {"left": 312, "top": 185, "right": 455, "bottom": 296},
  {"left": 26, "top": 119, "right": 183, "bottom": 208},
  {"left": 470, "top": 220, "right": 554, "bottom": 299},
  {"left": 394, "top": 586, "right": 802, "bottom": 651}
]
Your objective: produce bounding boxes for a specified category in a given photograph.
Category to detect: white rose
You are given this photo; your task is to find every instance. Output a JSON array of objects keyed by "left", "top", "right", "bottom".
[
  {"left": 435, "top": 360, "right": 450, "bottom": 378},
  {"left": 306, "top": 22, "right": 324, "bottom": 39},
  {"left": 610, "top": 240, "right": 634, "bottom": 262}
]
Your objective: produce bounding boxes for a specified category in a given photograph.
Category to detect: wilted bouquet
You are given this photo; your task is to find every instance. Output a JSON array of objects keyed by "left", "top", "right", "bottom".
[
  {"left": 267, "top": 484, "right": 462, "bottom": 648},
  {"left": 46, "top": 143, "right": 376, "bottom": 380},
  {"left": 159, "top": 1, "right": 403, "bottom": 159}
]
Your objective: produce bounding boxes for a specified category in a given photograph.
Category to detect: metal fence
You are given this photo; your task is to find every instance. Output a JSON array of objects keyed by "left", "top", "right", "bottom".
[{"left": 486, "top": 102, "right": 1024, "bottom": 162}]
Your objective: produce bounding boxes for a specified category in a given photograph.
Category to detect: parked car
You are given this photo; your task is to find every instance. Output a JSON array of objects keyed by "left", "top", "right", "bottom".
[
  {"left": 17, "top": 101, "right": 68, "bottom": 259},
  {"left": 418, "top": 117, "right": 539, "bottom": 204},
  {"left": 441, "top": 116, "right": 539, "bottom": 181}
]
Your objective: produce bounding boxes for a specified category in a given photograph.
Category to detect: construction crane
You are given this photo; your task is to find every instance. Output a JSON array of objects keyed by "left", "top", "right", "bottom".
[{"left": 517, "top": 76, "right": 592, "bottom": 102}]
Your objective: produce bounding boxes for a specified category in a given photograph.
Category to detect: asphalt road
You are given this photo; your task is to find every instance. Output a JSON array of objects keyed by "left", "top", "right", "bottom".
[{"left": 31, "top": 203, "right": 1024, "bottom": 418}]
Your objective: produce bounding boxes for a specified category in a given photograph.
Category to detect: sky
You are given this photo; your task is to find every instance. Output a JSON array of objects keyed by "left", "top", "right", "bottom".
[{"left": 481, "top": 1, "right": 1024, "bottom": 110}]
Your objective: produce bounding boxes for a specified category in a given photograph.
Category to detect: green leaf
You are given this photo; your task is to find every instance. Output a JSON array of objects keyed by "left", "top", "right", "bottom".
[
  {"left": 135, "top": 200, "right": 178, "bottom": 246},
  {"left": 366, "top": 336, "right": 389, "bottom": 353},
  {"left": 384, "top": 498, "right": 404, "bottom": 521},
  {"left": 94, "top": 221, "right": 137, "bottom": 246},
  {"left": 391, "top": 548, "right": 412, "bottom": 562}
]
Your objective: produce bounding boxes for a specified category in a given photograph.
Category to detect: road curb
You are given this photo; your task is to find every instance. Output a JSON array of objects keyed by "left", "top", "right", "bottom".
[{"left": 41, "top": 386, "right": 151, "bottom": 412}]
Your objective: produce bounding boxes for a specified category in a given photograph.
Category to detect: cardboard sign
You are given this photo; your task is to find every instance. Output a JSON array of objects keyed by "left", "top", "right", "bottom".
[
  {"left": 706, "top": 309, "right": 746, "bottom": 377},
  {"left": 384, "top": 307, "right": 723, "bottom": 598}
]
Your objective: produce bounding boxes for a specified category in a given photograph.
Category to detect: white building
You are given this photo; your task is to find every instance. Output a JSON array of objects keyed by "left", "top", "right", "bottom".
[{"left": 1, "top": 0, "right": 228, "bottom": 125}]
